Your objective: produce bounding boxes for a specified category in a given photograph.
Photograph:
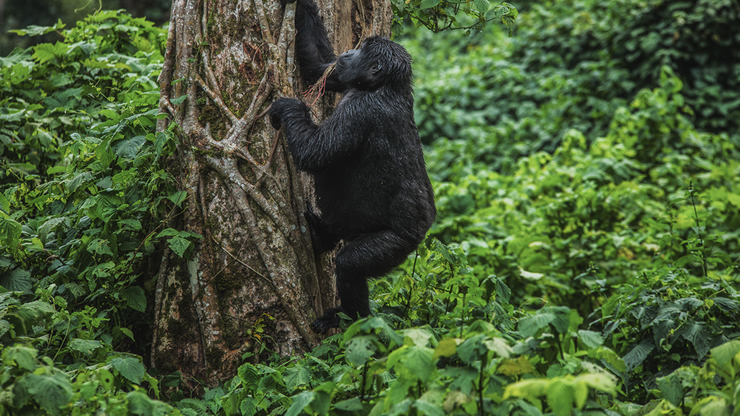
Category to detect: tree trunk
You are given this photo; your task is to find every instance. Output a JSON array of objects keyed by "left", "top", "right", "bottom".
[{"left": 151, "top": 0, "right": 392, "bottom": 389}]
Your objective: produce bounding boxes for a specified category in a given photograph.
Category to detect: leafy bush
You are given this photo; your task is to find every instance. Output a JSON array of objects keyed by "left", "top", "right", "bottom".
[
  {"left": 405, "top": 0, "right": 740, "bottom": 160},
  {"left": 0, "top": 11, "right": 184, "bottom": 415}
]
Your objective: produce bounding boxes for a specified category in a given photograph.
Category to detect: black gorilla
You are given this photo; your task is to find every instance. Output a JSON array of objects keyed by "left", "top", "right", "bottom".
[{"left": 268, "top": 0, "right": 435, "bottom": 333}]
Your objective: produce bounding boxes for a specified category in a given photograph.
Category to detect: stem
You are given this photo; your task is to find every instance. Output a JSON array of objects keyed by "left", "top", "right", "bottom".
[
  {"left": 688, "top": 182, "right": 708, "bottom": 277},
  {"left": 402, "top": 251, "right": 419, "bottom": 322},
  {"left": 478, "top": 354, "right": 487, "bottom": 416}
]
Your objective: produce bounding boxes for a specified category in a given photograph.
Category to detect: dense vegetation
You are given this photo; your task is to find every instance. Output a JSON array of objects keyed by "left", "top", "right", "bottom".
[{"left": 1, "top": 1, "right": 739, "bottom": 415}]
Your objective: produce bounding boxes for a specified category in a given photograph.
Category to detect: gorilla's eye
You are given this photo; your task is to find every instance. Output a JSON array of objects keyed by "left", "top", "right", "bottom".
[{"left": 370, "top": 63, "right": 382, "bottom": 75}]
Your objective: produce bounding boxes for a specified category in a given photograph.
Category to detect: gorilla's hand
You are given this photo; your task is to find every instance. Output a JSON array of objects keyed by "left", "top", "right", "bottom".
[{"left": 268, "top": 98, "right": 307, "bottom": 130}]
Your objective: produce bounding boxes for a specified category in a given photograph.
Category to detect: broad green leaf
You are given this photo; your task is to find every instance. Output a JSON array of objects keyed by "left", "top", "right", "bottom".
[
  {"left": 69, "top": 339, "right": 103, "bottom": 356},
  {"left": 88, "top": 238, "right": 115, "bottom": 257},
  {"left": 334, "top": 397, "right": 364, "bottom": 411},
  {"left": 238, "top": 363, "right": 260, "bottom": 388},
  {"left": 120, "top": 327, "right": 135, "bottom": 341},
  {"left": 32, "top": 42, "right": 68, "bottom": 63},
  {"left": 0, "top": 216, "right": 22, "bottom": 250},
  {"left": 168, "top": 236, "right": 192, "bottom": 258},
  {"left": 114, "top": 135, "right": 146, "bottom": 158},
  {"left": 3, "top": 345, "right": 38, "bottom": 370},
  {"left": 419, "top": 0, "right": 441, "bottom": 10},
  {"left": 433, "top": 338, "right": 457, "bottom": 359},
  {"left": 656, "top": 372, "right": 683, "bottom": 407},
  {"left": 576, "top": 373, "right": 616, "bottom": 396},
  {"left": 402, "top": 327, "right": 434, "bottom": 347},
  {"left": 546, "top": 380, "right": 574, "bottom": 416},
  {"left": 414, "top": 398, "right": 445, "bottom": 416},
  {"left": 110, "top": 356, "right": 146, "bottom": 384},
  {"left": 169, "top": 191, "right": 188, "bottom": 206},
  {"left": 473, "top": 0, "right": 490, "bottom": 13},
  {"left": 503, "top": 378, "right": 548, "bottom": 402},
  {"left": 497, "top": 356, "right": 534, "bottom": 376},
  {"left": 578, "top": 330, "right": 604, "bottom": 349},
  {"left": 0, "top": 192, "right": 9, "bottom": 213},
  {"left": 0, "top": 269, "right": 32, "bottom": 292},
  {"left": 120, "top": 286, "right": 147, "bottom": 312},
  {"left": 284, "top": 366, "right": 311, "bottom": 391},
  {"left": 711, "top": 340, "right": 740, "bottom": 368},
  {"left": 623, "top": 339, "right": 654, "bottom": 372},
  {"left": 157, "top": 228, "right": 180, "bottom": 237},
  {"left": 285, "top": 391, "right": 314, "bottom": 416},
  {"left": 484, "top": 337, "right": 512, "bottom": 358},
  {"left": 27, "top": 373, "right": 73, "bottom": 415},
  {"left": 345, "top": 335, "right": 377, "bottom": 367},
  {"left": 495, "top": 278, "right": 511, "bottom": 303}
]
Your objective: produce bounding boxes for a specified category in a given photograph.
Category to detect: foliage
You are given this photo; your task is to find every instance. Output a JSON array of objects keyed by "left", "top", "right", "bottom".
[
  {"left": 405, "top": 0, "right": 740, "bottom": 159},
  {"left": 391, "top": 0, "right": 518, "bottom": 36},
  {"left": 2, "top": 2, "right": 740, "bottom": 416},
  {"left": 0, "top": 11, "right": 185, "bottom": 415}
]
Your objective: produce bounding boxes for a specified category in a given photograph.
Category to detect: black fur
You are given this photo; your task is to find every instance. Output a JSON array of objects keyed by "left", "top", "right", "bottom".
[{"left": 269, "top": 0, "right": 436, "bottom": 333}]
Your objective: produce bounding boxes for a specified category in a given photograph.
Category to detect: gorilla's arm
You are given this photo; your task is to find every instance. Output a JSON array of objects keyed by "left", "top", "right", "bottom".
[
  {"left": 295, "top": 0, "right": 346, "bottom": 92},
  {"left": 269, "top": 97, "right": 364, "bottom": 172}
]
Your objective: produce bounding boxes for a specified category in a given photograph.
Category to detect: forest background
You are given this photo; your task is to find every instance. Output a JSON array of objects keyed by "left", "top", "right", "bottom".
[{"left": 1, "top": 0, "right": 739, "bottom": 415}]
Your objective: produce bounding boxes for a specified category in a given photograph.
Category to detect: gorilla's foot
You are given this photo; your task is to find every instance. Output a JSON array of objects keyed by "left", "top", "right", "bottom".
[{"left": 310, "top": 307, "right": 342, "bottom": 333}]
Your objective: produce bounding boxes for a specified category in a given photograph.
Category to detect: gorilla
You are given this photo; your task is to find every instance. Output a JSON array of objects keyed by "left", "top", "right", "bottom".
[{"left": 268, "top": 0, "right": 436, "bottom": 333}]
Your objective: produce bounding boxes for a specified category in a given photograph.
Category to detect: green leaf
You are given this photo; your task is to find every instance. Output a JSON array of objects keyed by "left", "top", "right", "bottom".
[
  {"left": 334, "top": 397, "right": 364, "bottom": 411},
  {"left": 419, "top": 0, "right": 441, "bottom": 9},
  {"left": 170, "top": 95, "right": 187, "bottom": 105},
  {"left": 27, "top": 373, "right": 73, "bottom": 415},
  {"left": 9, "top": 20, "right": 65, "bottom": 36},
  {"left": 120, "top": 286, "right": 147, "bottom": 312},
  {"left": 678, "top": 321, "right": 711, "bottom": 359},
  {"left": 0, "top": 269, "right": 33, "bottom": 292},
  {"left": 284, "top": 366, "right": 311, "bottom": 391},
  {"left": 32, "top": 42, "right": 68, "bottom": 63},
  {"left": 114, "top": 135, "right": 147, "bottom": 158},
  {"left": 168, "top": 236, "right": 192, "bottom": 258},
  {"left": 110, "top": 357, "right": 146, "bottom": 384},
  {"left": 473, "top": 0, "right": 490, "bottom": 13},
  {"left": 623, "top": 339, "right": 654, "bottom": 372},
  {"left": 433, "top": 338, "right": 457, "bottom": 359},
  {"left": 238, "top": 363, "right": 260, "bottom": 389},
  {"left": 88, "top": 238, "right": 115, "bottom": 257},
  {"left": 414, "top": 398, "right": 445, "bottom": 416},
  {"left": 285, "top": 391, "right": 314, "bottom": 416},
  {"left": 0, "top": 192, "right": 10, "bottom": 213},
  {"left": 156, "top": 228, "right": 180, "bottom": 237},
  {"left": 0, "top": 216, "right": 22, "bottom": 250},
  {"left": 578, "top": 330, "right": 604, "bottom": 349},
  {"left": 546, "top": 380, "right": 574, "bottom": 416},
  {"left": 3, "top": 345, "right": 38, "bottom": 370},
  {"left": 656, "top": 372, "right": 683, "bottom": 407},
  {"left": 69, "top": 339, "right": 103, "bottom": 356},
  {"left": 711, "top": 340, "right": 740, "bottom": 368},
  {"left": 495, "top": 278, "right": 511, "bottom": 303},
  {"left": 398, "top": 345, "right": 434, "bottom": 381},
  {"left": 38, "top": 217, "right": 66, "bottom": 243},
  {"left": 345, "top": 335, "right": 377, "bottom": 367},
  {"left": 169, "top": 191, "right": 188, "bottom": 207},
  {"left": 503, "top": 378, "right": 548, "bottom": 402},
  {"left": 120, "top": 327, "right": 136, "bottom": 341}
]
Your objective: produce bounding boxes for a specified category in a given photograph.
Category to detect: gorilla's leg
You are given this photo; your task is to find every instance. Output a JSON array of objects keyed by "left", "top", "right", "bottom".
[{"left": 311, "top": 230, "right": 417, "bottom": 333}]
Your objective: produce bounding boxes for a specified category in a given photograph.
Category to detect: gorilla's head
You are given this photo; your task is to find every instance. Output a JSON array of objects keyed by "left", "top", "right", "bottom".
[{"left": 335, "top": 37, "right": 412, "bottom": 91}]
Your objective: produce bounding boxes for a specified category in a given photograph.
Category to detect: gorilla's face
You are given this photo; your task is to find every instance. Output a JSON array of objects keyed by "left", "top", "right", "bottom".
[{"left": 335, "top": 37, "right": 412, "bottom": 91}]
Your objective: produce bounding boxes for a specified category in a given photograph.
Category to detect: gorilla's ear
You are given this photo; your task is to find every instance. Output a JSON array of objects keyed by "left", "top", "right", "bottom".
[{"left": 371, "top": 63, "right": 382, "bottom": 75}]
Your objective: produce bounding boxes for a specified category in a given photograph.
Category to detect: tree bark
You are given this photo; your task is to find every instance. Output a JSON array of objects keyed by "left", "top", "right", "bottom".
[{"left": 152, "top": 0, "right": 391, "bottom": 390}]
